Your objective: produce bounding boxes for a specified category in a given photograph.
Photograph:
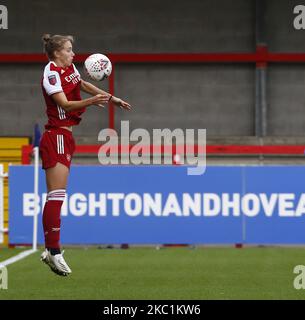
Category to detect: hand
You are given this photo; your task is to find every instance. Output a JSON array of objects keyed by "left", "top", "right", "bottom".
[
  {"left": 111, "top": 96, "right": 132, "bottom": 111},
  {"left": 92, "top": 94, "right": 110, "bottom": 106},
  {"left": 119, "top": 99, "right": 132, "bottom": 111}
]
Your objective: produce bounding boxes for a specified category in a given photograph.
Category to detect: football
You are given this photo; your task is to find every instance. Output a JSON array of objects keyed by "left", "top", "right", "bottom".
[{"left": 84, "top": 53, "right": 112, "bottom": 81}]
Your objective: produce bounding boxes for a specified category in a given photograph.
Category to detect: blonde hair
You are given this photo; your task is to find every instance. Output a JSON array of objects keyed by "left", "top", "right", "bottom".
[{"left": 42, "top": 34, "right": 74, "bottom": 59}]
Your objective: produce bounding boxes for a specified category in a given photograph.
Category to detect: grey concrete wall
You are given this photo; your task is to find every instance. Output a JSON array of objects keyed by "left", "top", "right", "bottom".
[
  {"left": 1, "top": 0, "right": 255, "bottom": 53},
  {"left": 115, "top": 64, "right": 255, "bottom": 135},
  {"left": 0, "top": 0, "right": 305, "bottom": 138},
  {"left": 268, "top": 64, "right": 305, "bottom": 136},
  {"left": 266, "top": 0, "right": 305, "bottom": 52},
  {"left": 265, "top": 0, "right": 305, "bottom": 136},
  {"left": 0, "top": 0, "right": 256, "bottom": 139}
]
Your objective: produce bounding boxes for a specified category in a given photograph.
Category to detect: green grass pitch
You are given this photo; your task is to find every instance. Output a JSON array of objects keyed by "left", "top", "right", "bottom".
[{"left": 1, "top": 246, "right": 305, "bottom": 300}]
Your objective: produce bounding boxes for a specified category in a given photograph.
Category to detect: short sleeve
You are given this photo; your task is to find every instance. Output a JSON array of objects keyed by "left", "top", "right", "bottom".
[{"left": 43, "top": 70, "right": 63, "bottom": 95}]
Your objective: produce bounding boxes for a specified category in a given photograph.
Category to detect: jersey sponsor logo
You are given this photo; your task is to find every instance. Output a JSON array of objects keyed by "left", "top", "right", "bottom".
[
  {"left": 48, "top": 74, "right": 57, "bottom": 85},
  {"left": 65, "top": 72, "right": 80, "bottom": 85}
]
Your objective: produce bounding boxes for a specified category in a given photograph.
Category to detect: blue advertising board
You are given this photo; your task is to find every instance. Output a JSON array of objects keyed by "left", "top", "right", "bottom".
[{"left": 8, "top": 165, "right": 305, "bottom": 244}]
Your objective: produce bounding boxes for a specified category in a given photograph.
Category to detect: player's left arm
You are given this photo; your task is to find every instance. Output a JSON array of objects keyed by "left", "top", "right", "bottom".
[{"left": 80, "top": 80, "right": 131, "bottom": 110}]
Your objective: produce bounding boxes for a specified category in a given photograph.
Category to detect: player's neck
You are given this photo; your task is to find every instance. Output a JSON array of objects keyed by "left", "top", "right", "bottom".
[{"left": 52, "top": 59, "right": 68, "bottom": 69}]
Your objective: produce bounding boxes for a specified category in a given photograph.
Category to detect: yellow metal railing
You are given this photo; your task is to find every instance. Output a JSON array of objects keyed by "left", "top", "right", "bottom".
[{"left": 0, "top": 137, "right": 30, "bottom": 246}]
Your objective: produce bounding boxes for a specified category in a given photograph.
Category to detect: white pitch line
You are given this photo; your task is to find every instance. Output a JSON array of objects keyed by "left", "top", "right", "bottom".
[{"left": 0, "top": 249, "right": 37, "bottom": 267}]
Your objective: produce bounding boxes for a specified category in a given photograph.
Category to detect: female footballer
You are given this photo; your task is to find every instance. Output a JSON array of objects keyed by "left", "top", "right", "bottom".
[{"left": 39, "top": 34, "right": 131, "bottom": 276}]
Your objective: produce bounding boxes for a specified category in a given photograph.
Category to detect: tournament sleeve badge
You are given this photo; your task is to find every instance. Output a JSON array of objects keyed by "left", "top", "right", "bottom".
[{"left": 48, "top": 74, "right": 57, "bottom": 85}]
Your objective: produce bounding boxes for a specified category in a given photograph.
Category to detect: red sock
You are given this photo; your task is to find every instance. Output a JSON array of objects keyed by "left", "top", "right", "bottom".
[{"left": 42, "top": 189, "right": 66, "bottom": 249}]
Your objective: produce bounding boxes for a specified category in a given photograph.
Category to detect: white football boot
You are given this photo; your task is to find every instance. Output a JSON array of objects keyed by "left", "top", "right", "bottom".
[
  {"left": 41, "top": 249, "right": 72, "bottom": 276},
  {"left": 41, "top": 249, "right": 65, "bottom": 276}
]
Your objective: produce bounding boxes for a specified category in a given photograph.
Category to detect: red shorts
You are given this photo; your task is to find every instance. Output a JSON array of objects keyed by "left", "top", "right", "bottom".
[{"left": 39, "top": 128, "right": 75, "bottom": 170}]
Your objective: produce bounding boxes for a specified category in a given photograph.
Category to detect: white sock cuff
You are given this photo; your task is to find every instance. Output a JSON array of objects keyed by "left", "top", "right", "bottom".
[{"left": 47, "top": 189, "right": 66, "bottom": 201}]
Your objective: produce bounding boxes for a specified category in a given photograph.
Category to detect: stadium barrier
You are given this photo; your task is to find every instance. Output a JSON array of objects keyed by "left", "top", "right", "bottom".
[
  {"left": 8, "top": 164, "right": 305, "bottom": 245},
  {"left": 21, "top": 144, "right": 305, "bottom": 165},
  {"left": 17, "top": 142, "right": 305, "bottom": 248}
]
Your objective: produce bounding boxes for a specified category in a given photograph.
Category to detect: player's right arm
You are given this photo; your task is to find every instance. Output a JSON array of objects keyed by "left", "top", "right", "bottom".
[
  {"left": 43, "top": 67, "right": 109, "bottom": 112},
  {"left": 51, "top": 92, "right": 110, "bottom": 112}
]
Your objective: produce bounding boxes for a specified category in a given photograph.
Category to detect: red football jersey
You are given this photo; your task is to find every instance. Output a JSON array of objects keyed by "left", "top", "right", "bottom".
[{"left": 41, "top": 61, "right": 85, "bottom": 129}]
